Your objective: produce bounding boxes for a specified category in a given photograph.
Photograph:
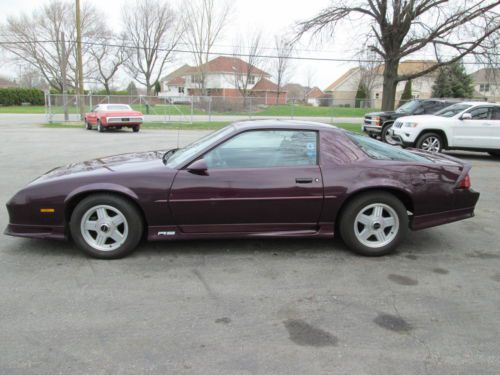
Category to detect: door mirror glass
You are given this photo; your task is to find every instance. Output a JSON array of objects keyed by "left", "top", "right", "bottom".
[
  {"left": 461, "top": 113, "right": 472, "bottom": 120},
  {"left": 187, "top": 158, "right": 208, "bottom": 175}
]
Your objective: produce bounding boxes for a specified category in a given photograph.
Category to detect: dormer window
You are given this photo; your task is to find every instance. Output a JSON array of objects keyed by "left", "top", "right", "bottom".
[{"left": 248, "top": 76, "right": 255, "bottom": 84}]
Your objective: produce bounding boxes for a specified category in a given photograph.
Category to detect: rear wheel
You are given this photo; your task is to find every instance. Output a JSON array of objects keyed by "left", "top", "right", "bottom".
[
  {"left": 70, "top": 194, "right": 143, "bottom": 259},
  {"left": 97, "top": 120, "right": 105, "bottom": 133},
  {"left": 339, "top": 192, "right": 408, "bottom": 256},
  {"left": 489, "top": 151, "right": 500, "bottom": 158},
  {"left": 132, "top": 125, "right": 140, "bottom": 133},
  {"left": 416, "top": 132, "right": 443, "bottom": 153}
]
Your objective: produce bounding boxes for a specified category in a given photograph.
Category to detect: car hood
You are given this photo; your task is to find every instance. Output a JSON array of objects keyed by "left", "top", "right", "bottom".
[
  {"left": 365, "top": 111, "right": 396, "bottom": 117},
  {"left": 31, "top": 150, "right": 168, "bottom": 183},
  {"left": 394, "top": 115, "right": 441, "bottom": 123}
]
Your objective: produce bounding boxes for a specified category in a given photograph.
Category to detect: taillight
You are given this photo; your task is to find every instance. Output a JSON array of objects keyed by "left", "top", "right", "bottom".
[{"left": 457, "top": 174, "right": 471, "bottom": 189}]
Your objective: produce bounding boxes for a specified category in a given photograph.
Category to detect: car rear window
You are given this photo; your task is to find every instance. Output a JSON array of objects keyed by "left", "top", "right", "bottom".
[
  {"left": 107, "top": 105, "right": 131, "bottom": 111},
  {"left": 346, "top": 133, "right": 433, "bottom": 162}
]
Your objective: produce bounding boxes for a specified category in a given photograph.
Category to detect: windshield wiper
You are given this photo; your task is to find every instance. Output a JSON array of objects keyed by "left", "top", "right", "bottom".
[{"left": 162, "top": 148, "right": 179, "bottom": 164}]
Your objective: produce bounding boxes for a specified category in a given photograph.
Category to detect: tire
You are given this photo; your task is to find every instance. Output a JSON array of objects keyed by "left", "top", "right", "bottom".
[
  {"left": 381, "top": 124, "right": 397, "bottom": 145},
  {"left": 70, "top": 194, "right": 144, "bottom": 259},
  {"left": 339, "top": 192, "right": 408, "bottom": 256},
  {"left": 97, "top": 120, "right": 105, "bottom": 133},
  {"left": 416, "top": 132, "right": 444, "bottom": 153},
  {"left": 85, "top": 120, "right": 92, "bottom": 130},
  {"left": 132, "top": 125, "right": 140, "bottom": 133}
]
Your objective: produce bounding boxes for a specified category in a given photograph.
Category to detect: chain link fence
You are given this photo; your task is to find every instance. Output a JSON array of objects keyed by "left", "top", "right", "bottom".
[{"left": 44, "top": 93, "right": 380, "bottom": 123}]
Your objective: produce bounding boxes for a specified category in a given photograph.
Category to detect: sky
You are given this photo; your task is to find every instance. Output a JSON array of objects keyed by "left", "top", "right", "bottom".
[
  {"left": 0, "top": 0, "right": 368, "bottom": 90},
  {"left": 0, "top": 0, "right": 486, "bottom": 90}
]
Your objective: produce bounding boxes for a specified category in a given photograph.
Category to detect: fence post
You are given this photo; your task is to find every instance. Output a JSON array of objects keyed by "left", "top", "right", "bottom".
[
  {"left": 89, "top": 92, "right": 92, "bottom": 112},
  {"left": 249, "top": 97, "right": 253, "bottom": 120},
  {"left": 208, "top": 96, "right": 212, "bottom": 123},
  {"left": 190, "top": 97, "right": 194, "bottom": 124},
  {"left": 46, "top": 91, "right": 53, "bottom": 124},
  {"left": 291, "top": 99, "right": 295, "bottom": 119}
]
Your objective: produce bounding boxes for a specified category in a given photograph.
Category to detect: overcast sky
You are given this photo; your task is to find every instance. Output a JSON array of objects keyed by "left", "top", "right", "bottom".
[{"left": 0, "top": 0, "right": 481, "bottom": 90}]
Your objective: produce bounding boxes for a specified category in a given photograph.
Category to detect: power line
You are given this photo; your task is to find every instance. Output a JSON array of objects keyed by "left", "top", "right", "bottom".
[{"left": 0, "top": 39, "right": 497, "bottom": 65}]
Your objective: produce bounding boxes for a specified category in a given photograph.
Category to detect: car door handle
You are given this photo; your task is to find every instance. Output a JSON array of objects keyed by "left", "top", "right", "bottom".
[{"left": 295, "top": 178, "right": 313, "bottom": 184}]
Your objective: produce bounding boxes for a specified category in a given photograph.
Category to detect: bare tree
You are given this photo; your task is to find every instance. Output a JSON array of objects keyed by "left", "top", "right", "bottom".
[
  {"left": 183, "top": 0, "right": 232, "bottom": 94},
  {"left": 356, "top": 50, "right": 380, "bottom": 107},
  {"left": 273, "top": 36, "right": 294, "bottom": 104},
  {"left": 298, "top": 0, "right": 500, "bottom": 110},
  {"left": 122, "top": 0, "right": 183, "bottom": 96},
  {"left": 305, "top": 66, "right": 316, "bottom": 90},
  {"left": 0, "top": 0, "right": 105, "bottom": 92},
  {"left": 89, "top": 34, "right": 129, "bottom": 94},
  {"left": 232, "top": 32, "right": 266, "bottom": 103}
]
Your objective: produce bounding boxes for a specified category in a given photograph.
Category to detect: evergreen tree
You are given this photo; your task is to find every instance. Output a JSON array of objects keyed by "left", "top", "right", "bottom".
[
  {"left": 432, "top": 61, "right": 473, "bottom": 98},
  {"left": 154, "top": 81, "right": 162, "bottom": 96},
  {"left": 400, "top": 79, "right": 413, "bottom": 104},
  {"left": 355, "top": 82, "right": 369, "bottom": 108},
  {"left": 126, "top": 81, "right": 138, "bottom": 96}
]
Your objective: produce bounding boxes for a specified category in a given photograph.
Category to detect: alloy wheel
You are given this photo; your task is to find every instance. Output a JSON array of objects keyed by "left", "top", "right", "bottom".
[
  {"left": 353, "top": 203, "right": 400, "bottom": 248},
  {"left": 80, "top": 205, "right": 129, "bottom": 251},
  {"left": 420, "top": 136, "right": 441, "bottom": 152}
]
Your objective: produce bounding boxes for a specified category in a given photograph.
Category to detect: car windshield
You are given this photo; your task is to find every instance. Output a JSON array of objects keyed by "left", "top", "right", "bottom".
[
  {"left": 165, "top": 126, "right": 235, "bottom": 168},
  {"left": 107, "top": 105, "right": 131, "bottom": 111},
  {"left": 347, "top": 133, "right": 433, "bottom": 162},
  {"left": 396, "top": 100, "right": 420, "bottom": 113},
  {"left": 434, "top": 103, "right": 472, "bottom": 118}
]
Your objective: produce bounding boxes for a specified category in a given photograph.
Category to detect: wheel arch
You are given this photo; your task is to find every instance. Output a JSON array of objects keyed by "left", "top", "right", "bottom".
[
  {"left": 64, "top": 185, "right": 148, "bottom": 234},
  {"left": 416, "top": 129, "right": 449, "bottom": 148},
  {"left": 334, "top": 187, "right": 414, "bottom": 228}
]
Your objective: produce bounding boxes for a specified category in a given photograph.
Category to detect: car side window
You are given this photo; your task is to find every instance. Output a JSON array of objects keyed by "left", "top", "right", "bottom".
[
  {"left": 204, "top": 130, "right": 318, "bottom": 169},
  {"left": 467, "top": 107, "right": 491, "bottom": 120},
  {"left": 491, "top": 107, "right": 500, "bottom": 120}
]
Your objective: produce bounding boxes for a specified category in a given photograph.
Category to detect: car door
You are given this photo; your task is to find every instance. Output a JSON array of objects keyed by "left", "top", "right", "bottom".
[
  {"left": 453, "top": 106, "right": 495, "bottom": 148},
  {"left": 168, "top": 129, "right": 324, "bottom": 234}
]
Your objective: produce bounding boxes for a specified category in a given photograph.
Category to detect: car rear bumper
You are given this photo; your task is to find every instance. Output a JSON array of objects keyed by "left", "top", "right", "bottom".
[
  {"left": 105, "top": 116, "right": 144, "bottom": 126},
  {"left": 411, "top": 190, "right": 480, "bottom": 230},
  {"left": 4, "top": 224, "right": 67, "bottom": 240}
]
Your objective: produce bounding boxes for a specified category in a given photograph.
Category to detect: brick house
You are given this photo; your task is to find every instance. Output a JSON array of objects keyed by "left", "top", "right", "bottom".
[{"left": 159, "top": 56, "right": 287, "bottom": 104}]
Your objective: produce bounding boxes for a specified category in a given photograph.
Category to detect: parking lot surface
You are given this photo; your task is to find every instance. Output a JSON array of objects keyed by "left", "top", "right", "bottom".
[{"left": 1, "top": 124, "right": 499, "bottom": 375}]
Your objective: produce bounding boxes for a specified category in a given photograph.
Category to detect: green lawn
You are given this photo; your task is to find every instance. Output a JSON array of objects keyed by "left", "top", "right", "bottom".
[
  {"left": 42, "top": 121, "right": 362, "bottom": 133},
  {"left": 2, "top": 103, "right": 376, "bottom": 117}
]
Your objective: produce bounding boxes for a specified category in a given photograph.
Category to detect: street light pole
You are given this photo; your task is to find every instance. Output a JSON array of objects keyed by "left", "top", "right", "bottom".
[{"left": 76, "top": 0, "right": 85, "bottom": 119}]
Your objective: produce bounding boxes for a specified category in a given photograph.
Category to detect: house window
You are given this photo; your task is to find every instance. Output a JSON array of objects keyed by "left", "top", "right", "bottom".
[
  {"left": 480, "top": 84, "right": 490, "bottom": 92},
  {"left": 191, "top": 75, "right": 203, "bottom": 84},
  {"left": 248, "top": 75, "right": 255, "bottom": 85},
  {"left": 178, "top": 87, "right": 185, "bottom": 94},
  {"left": 375, "top": 93, "right": 380, "bottom": 99}
]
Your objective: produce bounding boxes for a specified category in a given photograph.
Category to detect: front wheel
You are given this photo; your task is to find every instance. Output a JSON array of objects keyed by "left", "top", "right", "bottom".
[
  {"left": 70, "top": 194, "right": 143, "bottom": 259},
  {"left": 416, "top": 132, "right": 443, "bottom": 153},
  {"left": 382, "top": 124, "right": 397, "bottom": 145},
  {"left": 339, "top": 192, "right": 408, "bottom": 256}
]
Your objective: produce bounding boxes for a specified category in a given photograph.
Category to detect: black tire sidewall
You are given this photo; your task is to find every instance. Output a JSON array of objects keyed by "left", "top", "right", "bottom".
[
  {"left": 70, "top": 194, "right": 143, "bottom": 259},
  {"left": 416, "top": 132, "right": 443, "bottom": 152},
  {"left": 339, "top": 192, "right": 408, "bottom": 256}
]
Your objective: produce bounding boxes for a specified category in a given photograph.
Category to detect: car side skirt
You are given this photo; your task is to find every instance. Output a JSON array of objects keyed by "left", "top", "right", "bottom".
[{"left": 147, "top": 223, "right": 335, "bottom": 241}]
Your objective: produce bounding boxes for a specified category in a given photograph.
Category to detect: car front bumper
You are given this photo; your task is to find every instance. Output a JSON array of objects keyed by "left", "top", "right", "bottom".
[
  {"left": 4, "top": 223, "right": 67, "bottom": 240},
  {"left": 388, "top": 127, "right": 417, "bottom": 147}
]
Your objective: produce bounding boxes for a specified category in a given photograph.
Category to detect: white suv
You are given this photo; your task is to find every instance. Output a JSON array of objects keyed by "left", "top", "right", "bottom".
[{"left": 390, "top": 102, "right": 500, "bottom": 156}]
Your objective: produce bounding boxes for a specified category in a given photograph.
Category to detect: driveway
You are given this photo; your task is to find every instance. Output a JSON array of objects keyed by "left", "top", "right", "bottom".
[{"left": 1, "top": 125, "right": 499, "bottom": 374}]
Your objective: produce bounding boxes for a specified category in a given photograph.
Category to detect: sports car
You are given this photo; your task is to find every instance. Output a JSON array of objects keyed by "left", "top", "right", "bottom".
[
  {"left": 5, "top": 120, "right": 480, "bottom": 259},
  {"left": 84, "top": 104, "right": 143, "bottom": 132}
]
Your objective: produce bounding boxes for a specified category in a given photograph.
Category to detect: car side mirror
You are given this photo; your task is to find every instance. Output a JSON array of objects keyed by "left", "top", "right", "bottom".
[
  {"left": 461, "top": 113, "right": 472, "bottom": 120},
  {"left": 187, "top": 158, "right": 208, "bottom": 175}
]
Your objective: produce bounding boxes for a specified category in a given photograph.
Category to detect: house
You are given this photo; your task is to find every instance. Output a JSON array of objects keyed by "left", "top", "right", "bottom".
[
  {"left": 325, "top": 60, "right": 438, "bottom": 108},
  {"left": 283, "top": 83, "right": 310, "bottom": 102},
  {"left": 471, "top": 68, "right": 500, "bottom": 102},
  {"left": 305, "top": 87, "right": 327, "bottom": 107},
  {"left": 159, "top": 56, "right": 287, "bottom": 104}
]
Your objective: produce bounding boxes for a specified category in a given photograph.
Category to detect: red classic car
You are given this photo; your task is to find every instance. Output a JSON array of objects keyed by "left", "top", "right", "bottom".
[{"left": 84, "top": 104, "right": 144, "bottom": 132}]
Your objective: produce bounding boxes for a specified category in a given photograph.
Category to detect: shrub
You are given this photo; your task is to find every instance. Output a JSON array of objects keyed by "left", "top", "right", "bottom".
[{"left": 0, "top": 88, "right": 45, "bottom": 106}]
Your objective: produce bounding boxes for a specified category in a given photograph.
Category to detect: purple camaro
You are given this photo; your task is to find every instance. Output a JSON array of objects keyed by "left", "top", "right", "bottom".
[{"left": 5, "top": 120, "right": 479, "bottom": 259}]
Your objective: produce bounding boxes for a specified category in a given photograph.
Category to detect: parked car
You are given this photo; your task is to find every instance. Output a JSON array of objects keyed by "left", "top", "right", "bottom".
[
  {"left": 5, "top": 120, "right": 479, "bottom": 259},
  {"left": 363, "top": 99, "right": 456, "bottom": 143},
  {"left": 390, "top": 102, "right": 500, "bottom": 156},
  {"left": 84, "top": 104, "right": 144, "bottom": 133}
]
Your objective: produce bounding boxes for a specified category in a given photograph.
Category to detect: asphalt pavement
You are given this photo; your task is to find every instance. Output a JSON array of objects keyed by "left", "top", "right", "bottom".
[{"left": 0, "top": 123, "right": 499, "bottom": 375}]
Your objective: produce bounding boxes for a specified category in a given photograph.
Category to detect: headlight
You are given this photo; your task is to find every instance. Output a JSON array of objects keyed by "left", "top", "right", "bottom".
[{"left": 403, "top": 122, "right": 419, "bottom": 128}]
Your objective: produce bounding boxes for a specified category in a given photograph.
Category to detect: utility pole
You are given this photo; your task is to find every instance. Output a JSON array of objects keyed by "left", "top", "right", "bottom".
[
  {"left": 61, "top": 31, "right": 69, "bottom": 121},
  {"left": 76, "top": 0, "right": 85, "bottom": 119}
]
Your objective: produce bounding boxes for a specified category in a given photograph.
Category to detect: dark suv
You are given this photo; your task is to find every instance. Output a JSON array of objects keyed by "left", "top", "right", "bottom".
[{"left": 362, "top": 99, "right": 456, "bottom": 143}]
